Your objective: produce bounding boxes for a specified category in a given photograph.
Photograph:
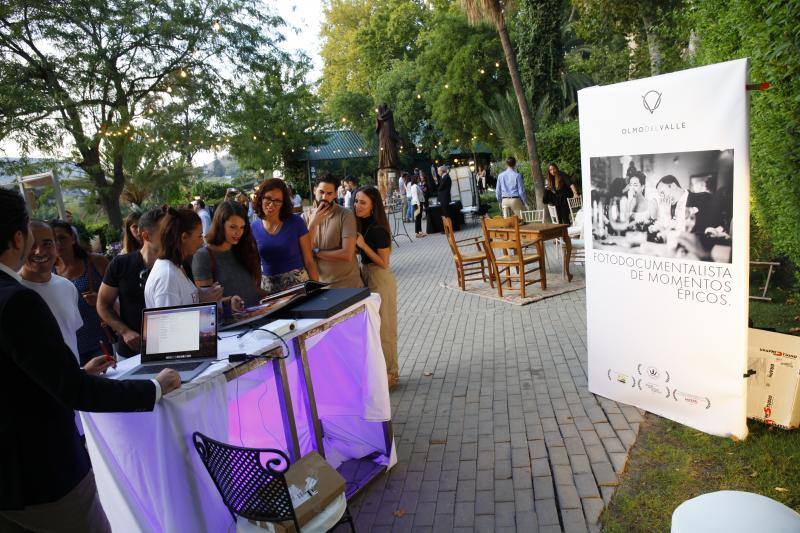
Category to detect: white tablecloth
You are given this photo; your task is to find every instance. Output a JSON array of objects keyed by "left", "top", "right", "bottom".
[{"left": 83, "top": 294, "right": 393, "bottom": 532}]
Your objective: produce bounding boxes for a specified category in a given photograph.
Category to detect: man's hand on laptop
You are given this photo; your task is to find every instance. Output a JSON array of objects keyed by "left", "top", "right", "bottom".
[{"left": 155, "top": 369, "right": 182, "bottom": 395}]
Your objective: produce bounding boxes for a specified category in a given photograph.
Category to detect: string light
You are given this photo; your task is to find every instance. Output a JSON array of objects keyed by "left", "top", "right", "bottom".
[{"left": 180, "top": 70, "right": 187, "bottom": 78}]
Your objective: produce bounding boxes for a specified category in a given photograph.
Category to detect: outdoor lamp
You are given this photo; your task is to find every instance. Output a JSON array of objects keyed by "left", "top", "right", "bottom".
[{"left": 469, "top": 160, "right": 475, "bottom": 172}]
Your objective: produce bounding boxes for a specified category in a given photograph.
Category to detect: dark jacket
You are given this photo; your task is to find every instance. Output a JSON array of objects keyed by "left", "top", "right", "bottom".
[
  {"left": 0, "top": 270, "right": 156, "bottom": 510},
  {"left": 437, "top": 173, "right": 452, "bottom": 206}
]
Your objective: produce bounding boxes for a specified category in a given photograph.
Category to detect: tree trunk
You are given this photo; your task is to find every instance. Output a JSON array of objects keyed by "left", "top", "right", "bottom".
[
  {"left": 496, "top": 17, "right": 545, "bottom": 211},
  {"left": 642, "top": 16, "right": 661, "bottom": 76},
  {"left": 78, "top": 146, "right": 124, "bottom": 231}
]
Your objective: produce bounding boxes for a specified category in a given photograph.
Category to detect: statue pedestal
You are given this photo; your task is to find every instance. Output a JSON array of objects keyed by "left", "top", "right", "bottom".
[{"left": 377, "top": 168, "right": 397, "bottom": 201}]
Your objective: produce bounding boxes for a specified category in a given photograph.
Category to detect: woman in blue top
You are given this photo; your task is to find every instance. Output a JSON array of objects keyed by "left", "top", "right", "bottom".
[{"left": 251, "top": 178, "right": 319, "bottom": 294}]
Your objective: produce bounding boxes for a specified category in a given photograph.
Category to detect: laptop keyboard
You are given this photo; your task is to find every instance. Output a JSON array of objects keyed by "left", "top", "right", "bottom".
[{"left": 132, "top": 361, "right": 205, "bottom": 375}]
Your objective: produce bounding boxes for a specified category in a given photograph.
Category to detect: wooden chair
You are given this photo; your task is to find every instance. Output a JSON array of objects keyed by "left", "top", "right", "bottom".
[
  {"left": 520, "top": 209, "right": 544, "bottom": 223},
  {"left": 481, "top": 216, "right": 545, "bottom": 298},
  {"left": 443, "top": 216, "right": 492, "bottom": 291}
]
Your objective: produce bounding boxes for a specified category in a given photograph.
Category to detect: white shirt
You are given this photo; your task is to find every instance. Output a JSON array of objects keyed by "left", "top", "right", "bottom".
[
  {"left": 411, "top": 183, "right": 425, "bottom": 205},
  {"left": 405, "top": 181, "right": 414, "bottom": 199},
  {"left": 21, "top": 275, "right": 83, "bottom": 361},
  {"left": 198, "top": 208, "right": 212, "bottom": 236},
  {"left": 292, "top": 194, "right": 302, "bottom": 208},
  {"left": 145, "top": 259, "right": 199, "bottom": 308}
]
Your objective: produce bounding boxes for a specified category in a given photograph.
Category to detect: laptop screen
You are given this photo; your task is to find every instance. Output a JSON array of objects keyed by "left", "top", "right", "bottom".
[{"left": 141, "top": 303, "right": 218, "bottom": 362}]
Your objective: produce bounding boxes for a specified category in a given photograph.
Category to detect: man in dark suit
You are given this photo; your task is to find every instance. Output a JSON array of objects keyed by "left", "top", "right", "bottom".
[
  {"left": 0, "top": 189, "right": 181, "bottom": 532},
  {"left": 437, "top": 165, "right": 452, "bottom": 207}
]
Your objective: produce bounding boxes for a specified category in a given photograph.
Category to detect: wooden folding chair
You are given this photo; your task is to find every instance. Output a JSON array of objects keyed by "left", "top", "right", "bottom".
[
  {"left": 481, "top": 216, "right": 545, "bottom": 298},
  {"left": 443, "top": 216, "right": 492, "bottom": 291}
]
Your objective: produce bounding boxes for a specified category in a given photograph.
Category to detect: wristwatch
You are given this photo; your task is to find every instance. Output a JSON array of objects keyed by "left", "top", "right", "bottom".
[{"left": 312, "top": 247, "right": 320, "bottom": 256}]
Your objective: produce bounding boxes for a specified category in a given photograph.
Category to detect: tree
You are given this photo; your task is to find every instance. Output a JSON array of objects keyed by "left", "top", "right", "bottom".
[
  {"left": 690, "top": 0, "right": 800, "bottom": 279},
  {"left": 569, "top": 0, "right": 688, "bottom": 81},
  {"left": 113, "top": 130, "right": 192, "bottom": 208},
  {"left": 225, "top": 61, "right": 322, "bottom": 175},
  {"left": 460, "top": 0, "right": 546, "bottom": 209},
  {"left": 414, "top": 8, "right": 509, "bottom": 149},
  {"left": 319, "top": 0, "right": 428, "bottom": 101},
  {"left": 0, "top": 0, "right": 287, "bottom": 229}
]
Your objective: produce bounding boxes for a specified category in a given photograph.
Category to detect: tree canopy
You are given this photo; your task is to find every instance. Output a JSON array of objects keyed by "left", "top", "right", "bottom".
[{"left": 0, "top": 0, "right": 302, "bottom": 228}]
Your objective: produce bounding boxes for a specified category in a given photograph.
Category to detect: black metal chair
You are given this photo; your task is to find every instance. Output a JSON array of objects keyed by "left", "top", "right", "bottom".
[{"left": 192, "top": 432, "right": 356, "bottom": 532}]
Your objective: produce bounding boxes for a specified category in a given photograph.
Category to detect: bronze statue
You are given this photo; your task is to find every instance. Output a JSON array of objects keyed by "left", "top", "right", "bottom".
[{"left": 376, "top": 103, "right": 400, "bottom": 169}]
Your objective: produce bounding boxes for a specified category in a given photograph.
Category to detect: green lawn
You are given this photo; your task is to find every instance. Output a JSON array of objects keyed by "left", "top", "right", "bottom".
[
  {"left": 601, "top": 417, "right": 800, "bottom": 532},
  {"left": 602, "top": 293, "right": 800, "bottom": 531}
]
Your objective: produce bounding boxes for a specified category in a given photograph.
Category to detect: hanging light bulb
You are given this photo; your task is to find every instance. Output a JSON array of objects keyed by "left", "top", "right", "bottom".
[
  {"left": 180, "top": 70, "right": 187, "bottom": 78},
  {"left": 212, "top": 21, "right": 221, "bottom": 32}
]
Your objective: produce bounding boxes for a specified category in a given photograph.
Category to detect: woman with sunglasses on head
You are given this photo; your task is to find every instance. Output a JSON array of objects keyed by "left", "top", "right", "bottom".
[
  {"left": 144, "top": 207, "right": 243, "bottom": 312},
  {"left": 251, "top": 178, "right": 319, "bottom": 294},
  {"left": 97, "top": 207, "right": 166, "bottom": 358},
  {"left": 353, "top": 186, "right": 399, "bottom": 389},
  {"left": 51, "top": 219, "right": 110, "bottom": 365},
  {"left": 192, "top": 201, "right": 263, "bottom": 307}
]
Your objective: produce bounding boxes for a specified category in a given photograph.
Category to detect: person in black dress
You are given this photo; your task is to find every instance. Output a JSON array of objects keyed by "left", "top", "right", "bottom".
[
  {"left": 353, "top": 186, "right": 398, "bottom": 390},
  {"left": 544, "top": 162, "right": 580, "bottom": 224}
]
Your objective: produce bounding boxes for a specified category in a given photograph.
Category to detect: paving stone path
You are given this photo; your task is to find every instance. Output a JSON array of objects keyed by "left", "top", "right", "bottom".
[{"left": 348, "top": 221, "right": 644, "bottom": 532}]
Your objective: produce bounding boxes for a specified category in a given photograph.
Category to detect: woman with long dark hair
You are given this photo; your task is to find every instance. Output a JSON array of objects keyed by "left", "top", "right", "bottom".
[
  {"left": 145, "top": 208, "right": 241, "bottom": 311},
  {"left": 353, "top": 186, "right": 399, "bottom": 389},
  {"left": 122, "top": 211, "right": 142, "bottom": 254},
  {"left": 51, "top": 219, "right": 110, "bottom": 365},
  {"left": 252, "top": 178, "right": 318, "bottom": 294},
  {"left": 192, "top": 201, "right": 263, "bottom": 307},
  {"left": 544, "top": 162, "right": 580, "bottom": 224}
]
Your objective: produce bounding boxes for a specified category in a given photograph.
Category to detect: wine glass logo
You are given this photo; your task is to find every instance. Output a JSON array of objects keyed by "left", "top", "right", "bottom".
[{"left": 642, "top": 90, "right": 662, "bottom": 114}]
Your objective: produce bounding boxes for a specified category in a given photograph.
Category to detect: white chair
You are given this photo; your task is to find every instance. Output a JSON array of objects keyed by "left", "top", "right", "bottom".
[
  {"left": 567, "top": 196, "right": 582, "bottom": 224},
  {"left": 546, "top": 204, "right": 559, "bottom": 223},
  {"left": 568, "top": 209, "right": 585, "bottom": 267},
  {"left": 520, "top": 209, "right": 544, "bottom": 223},
  {"left": 671, "top": 491, "right": 800, "bottom": 532}
]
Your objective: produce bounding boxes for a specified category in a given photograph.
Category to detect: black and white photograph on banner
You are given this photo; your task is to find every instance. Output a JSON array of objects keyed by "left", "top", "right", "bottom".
[{"left": 588, "top": 149, "right": 734, "bottom": 263}]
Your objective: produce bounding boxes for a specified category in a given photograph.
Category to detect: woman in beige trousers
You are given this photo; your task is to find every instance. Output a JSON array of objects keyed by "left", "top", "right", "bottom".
[{"left": 353, "top": 186, "right": 399, "bottom": 390}]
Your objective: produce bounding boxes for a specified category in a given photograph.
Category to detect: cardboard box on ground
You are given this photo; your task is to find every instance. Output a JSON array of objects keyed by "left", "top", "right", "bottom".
[
  {"left": 247, "top": 451, "right": 346, "bottom": 533},
  {"left": 748, "top": 328, "right": 800, "bottom": 429}
]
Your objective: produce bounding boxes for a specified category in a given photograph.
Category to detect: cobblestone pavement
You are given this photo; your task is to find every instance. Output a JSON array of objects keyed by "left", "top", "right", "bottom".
[{"left": 348, "top": 221, "right": 643, "bottom": 532}]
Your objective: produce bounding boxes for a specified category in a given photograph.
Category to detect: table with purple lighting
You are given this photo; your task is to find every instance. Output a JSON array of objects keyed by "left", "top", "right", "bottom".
[{"left": 82, "top": 294, "right": 395, "bottom": 532}]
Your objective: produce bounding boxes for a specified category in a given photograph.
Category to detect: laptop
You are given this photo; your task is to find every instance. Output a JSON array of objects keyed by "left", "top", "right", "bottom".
[{"left": 117, "top": 303, "right": 218, "bottom": 382}]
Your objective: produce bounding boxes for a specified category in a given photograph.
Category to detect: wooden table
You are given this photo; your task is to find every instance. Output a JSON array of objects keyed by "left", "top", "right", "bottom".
[{"left": 519, "top": 222, "right": 574, "bottom": 283}]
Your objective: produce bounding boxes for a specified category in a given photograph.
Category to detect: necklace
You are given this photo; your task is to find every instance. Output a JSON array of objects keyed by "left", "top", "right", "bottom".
[{"left": 264, "top": 219, "right": 283, "bottom": 235}]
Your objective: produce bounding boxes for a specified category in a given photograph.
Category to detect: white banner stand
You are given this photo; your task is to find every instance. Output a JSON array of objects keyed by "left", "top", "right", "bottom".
[{"left": 578, "top": 59, "right": 750, "bottom": 439}]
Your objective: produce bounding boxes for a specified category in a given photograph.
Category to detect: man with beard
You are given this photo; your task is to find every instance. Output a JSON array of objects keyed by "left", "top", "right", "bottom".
[{"left": 303, "top": 173, "right": 364, "bottom": 288}]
